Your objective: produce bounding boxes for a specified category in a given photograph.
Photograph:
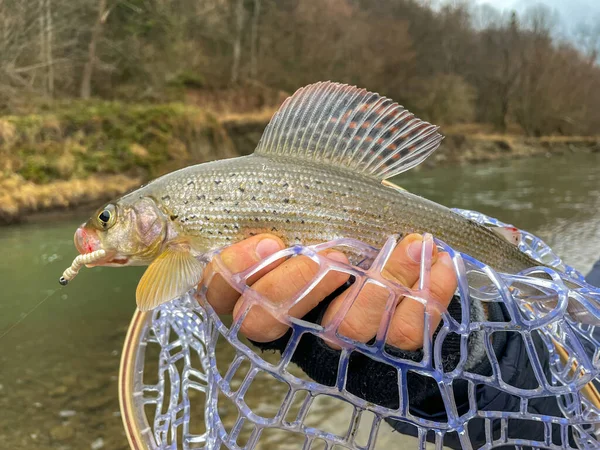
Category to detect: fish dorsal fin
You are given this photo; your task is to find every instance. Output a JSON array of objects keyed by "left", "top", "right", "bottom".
[{"left": 254, "top": 81, "right": 443, "bottom": 180}]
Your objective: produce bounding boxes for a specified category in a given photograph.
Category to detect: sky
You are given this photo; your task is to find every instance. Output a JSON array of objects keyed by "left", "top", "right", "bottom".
[{"left": 473, "top": 0, "right": 600, "bottom": 32}]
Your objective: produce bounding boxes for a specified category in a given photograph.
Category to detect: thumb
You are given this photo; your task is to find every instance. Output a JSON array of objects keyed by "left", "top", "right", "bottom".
[{"left": 203, "top": 234, "right": 285, "bottom": 314}]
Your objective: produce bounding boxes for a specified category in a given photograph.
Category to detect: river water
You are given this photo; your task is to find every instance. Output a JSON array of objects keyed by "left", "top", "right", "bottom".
[{"left": 0, "top": 153, "right": 599, "bottom": 449}]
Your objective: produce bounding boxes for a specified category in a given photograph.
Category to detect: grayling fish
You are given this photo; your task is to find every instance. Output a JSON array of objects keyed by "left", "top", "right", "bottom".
[{"left": 59, "top": 81, "right": 598, "bottom": 324}]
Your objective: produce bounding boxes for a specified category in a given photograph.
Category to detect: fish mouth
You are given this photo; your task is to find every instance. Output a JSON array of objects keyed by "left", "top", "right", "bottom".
[
  {"left": 75, "top": 225, "right": 102, "bottom": 254},
  {"left": 83, "top": 249, "right": 131, "bottom": 267},
  {"left": 74, "top": 226, "right": 130, "bottom": 267},
  {"left": 92, "top": 255, "right": 130, "bottom": 267}
]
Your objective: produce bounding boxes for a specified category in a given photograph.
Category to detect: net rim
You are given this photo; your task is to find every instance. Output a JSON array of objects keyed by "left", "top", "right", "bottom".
[{"left": 120, "top": 309, "right": 158, "bottom": 450}]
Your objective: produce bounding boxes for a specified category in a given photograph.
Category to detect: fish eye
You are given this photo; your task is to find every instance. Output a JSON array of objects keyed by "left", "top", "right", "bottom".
[
  {"left": 96, "top": 204, "right": 116, "bottom": 229},
  {"left": 98, "top": 210, "right": 111, "bottom": 224}
]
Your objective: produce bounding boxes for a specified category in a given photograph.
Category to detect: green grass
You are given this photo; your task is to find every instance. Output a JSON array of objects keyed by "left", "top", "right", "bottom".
[{"left": 0, "top": 100, "right": 227, "bottom": 184}]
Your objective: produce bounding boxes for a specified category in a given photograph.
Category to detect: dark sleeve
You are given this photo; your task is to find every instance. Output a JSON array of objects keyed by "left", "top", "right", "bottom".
[
  {"left": 388, "top": 303, "right": 575, "bottom": 449},
  {"left": 250, "top": 281, "right": 488, "bottom": 410},
  {"left": 586, "top": 258, "right": 600, "bottom": 288}
]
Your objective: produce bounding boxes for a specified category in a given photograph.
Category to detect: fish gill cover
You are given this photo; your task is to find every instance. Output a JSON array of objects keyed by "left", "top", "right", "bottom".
[{"left": 119, "top": 210, "right": 600, "bottom": 450}]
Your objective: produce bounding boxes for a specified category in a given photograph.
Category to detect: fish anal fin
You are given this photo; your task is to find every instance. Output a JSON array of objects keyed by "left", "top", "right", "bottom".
[
  {"left": 136, "top": 243, "right": 204, "bottom": 311},
  {"left": 254, "top": 81, "right": 443, "bottom": 180},
  {"left": 489, "top": 225, "right": 521, "bottom": 246}
]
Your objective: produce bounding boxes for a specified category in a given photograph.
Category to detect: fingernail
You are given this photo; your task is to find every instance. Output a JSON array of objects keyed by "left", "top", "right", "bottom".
[
  {"left": 256, "top": 238, "right": 282, "bottom": 259},
  {"left": 326, "top": 250, "right": 348, "bottom": 263},
  {"left": 439, "top": 252, "right": 453, "bottom": 268},
  {"left": 407, "top": 239, "right": 423, "bottom": 263}
]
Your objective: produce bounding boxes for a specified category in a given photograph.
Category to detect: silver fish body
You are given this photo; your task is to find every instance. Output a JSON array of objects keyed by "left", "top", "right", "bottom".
[{"left": 130, "top": 154, "right": 538, "bottom": 274}]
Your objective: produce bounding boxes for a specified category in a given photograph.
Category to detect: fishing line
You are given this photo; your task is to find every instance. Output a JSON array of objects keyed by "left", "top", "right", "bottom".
[
  {"left": 0, "top": 287, "right": 61, "bottom": 341},
  {"left": 1, "top": 248, "right": 106, "bottom": 340}
]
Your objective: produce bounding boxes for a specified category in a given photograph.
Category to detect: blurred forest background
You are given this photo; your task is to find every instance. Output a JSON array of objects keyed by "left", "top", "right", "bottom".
[
  {"left": 2, "top": 0, "right": 600, "bottom": 134},
  {"left": 1, "top": 0, "right": 600, "bottom": 223}
]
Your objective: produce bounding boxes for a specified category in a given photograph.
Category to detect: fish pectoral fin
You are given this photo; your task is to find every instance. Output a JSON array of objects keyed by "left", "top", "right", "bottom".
[
  {"left": 488, "top": 225, "right": 521, "bottom": 246},
  {"left": 136, "top": 244, "right": 204, "bottom": 312},
  {"left": 253, "top": 81, "right": 443, "bottom": 180}
]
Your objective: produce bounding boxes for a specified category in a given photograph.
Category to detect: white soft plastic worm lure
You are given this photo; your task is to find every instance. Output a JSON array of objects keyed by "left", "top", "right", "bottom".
[{"left": 59, "top": 249, "right": 107, "bottom": 285}]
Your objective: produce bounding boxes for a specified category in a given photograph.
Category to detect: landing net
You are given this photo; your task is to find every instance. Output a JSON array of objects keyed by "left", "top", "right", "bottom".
[{"left": 119, "top": 209, "right": 600, "bottom": 449}]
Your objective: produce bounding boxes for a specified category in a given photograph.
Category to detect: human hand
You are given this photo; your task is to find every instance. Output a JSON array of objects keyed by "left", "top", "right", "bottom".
[{"left": 200, "top": 233, "right": 457, "bottom": 351}]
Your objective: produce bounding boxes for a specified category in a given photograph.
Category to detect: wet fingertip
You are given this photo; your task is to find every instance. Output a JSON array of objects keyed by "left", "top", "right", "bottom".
[
  {"left": 403, "top": 233, "right": 423, "bottom": 241},
  {"left": 220, "top": 248, "right": 238, "bottom": 268},
  {"left": 255, "top": 237, "right": 284, "bottom": 259},
  {"left": 323, "top": 339, "right": 342, "bottom": 350},
  {"left": 438, "top": 252, "right": 454, "bottom": 268},
  {"left": 324, "top": 250, "right": 349, "bottom": 263},
  {"left": 407, "top": 239, "right": 423, "bottom": 263}
]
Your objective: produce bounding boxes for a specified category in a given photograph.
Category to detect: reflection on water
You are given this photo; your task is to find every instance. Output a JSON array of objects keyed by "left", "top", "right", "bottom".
[{"left": 0, "top": 153, "right": 598, "bottom": 449}]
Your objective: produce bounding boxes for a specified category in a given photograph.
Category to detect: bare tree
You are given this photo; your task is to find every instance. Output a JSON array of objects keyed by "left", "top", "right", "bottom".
[
  {"left": 249, "top": 0, "right": 261, "bottom": 79},
  {"left": 39, "top": 0, "right": 47, "bottom": 95},
  {"left": 575, "top": 19, "right": 600, "bottom": 64},
  {"left": 230, "top": 0, "right": 245, "bottom": 84},
  {"left": 0, "top": 0, "right": 598, "bottom": 136},
  {"left": 497, "top": 13, "right": 521, "bottom": 131},
  {"left": 45, "top": 0, "right": 54, "bottom": 95},
  {"left": 80, "top": 0, "right": 108, "bottom": 99}
]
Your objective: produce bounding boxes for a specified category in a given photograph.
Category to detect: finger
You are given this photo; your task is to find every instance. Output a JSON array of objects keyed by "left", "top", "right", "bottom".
[
  {"left": 386, "top": 252, "right": 457, "bottom": 350},
  {"left": 322, "top": 234, "right": 437, "bottom": 345},
  {"left": 382, "top": 234, "right": 438, "bottom": 286},
  {"left": 234, "top": 250, "right": 350, "bottom": 343},
  {"left": 202, "top": 234, "right": 285, "bottom": 314}
]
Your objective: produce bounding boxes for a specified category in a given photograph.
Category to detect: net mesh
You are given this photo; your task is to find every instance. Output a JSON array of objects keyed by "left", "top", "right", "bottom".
[{"left": 123, "top": 209, "right": 600, "bottom": 449}]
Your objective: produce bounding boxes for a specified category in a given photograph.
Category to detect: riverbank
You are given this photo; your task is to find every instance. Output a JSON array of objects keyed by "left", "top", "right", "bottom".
[
  {"left": 2, "top": 102, "right": 599, "bottom": 224},
  {"left": 0, "top": 101, "right": 236, "bottom": 224},
  {"left": 437, "top": 133, "right": 600, "bottom": 164}
]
